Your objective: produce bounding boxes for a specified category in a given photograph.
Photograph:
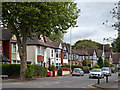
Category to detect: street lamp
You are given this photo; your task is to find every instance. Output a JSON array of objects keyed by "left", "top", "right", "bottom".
[{"left": 70, "top": 25, "right": 78, "bottom": 74}]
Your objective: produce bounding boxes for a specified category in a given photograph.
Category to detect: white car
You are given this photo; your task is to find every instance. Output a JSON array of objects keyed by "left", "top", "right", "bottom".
[
  {"left": 72, "top": 68, "right": 84, "bottom": 76},
  {"left": 101, "top": 67, "right": 111, "bottom": 76},
  {"left": 89, "top": 69, "right": 104, "bottom": 78}
]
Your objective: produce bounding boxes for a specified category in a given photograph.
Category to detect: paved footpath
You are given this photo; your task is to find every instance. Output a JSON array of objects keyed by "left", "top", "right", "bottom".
[{"left": 92, "top": 72, "right": 120, "bottom": 89}]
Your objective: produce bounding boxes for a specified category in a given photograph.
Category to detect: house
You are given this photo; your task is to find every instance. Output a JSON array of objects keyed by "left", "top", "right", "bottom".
[
  {"left": 112, "top": 53, "right": 120, "bottom": 67},
  {"left": 43, "top": 36, "right": 62, "bottom": 70},
  {"left": 86, "top": 49, "right": 97, "bottom": 66},
  {"left": 1, "top": 29, "right": 18, "bottom": 64},
  {"left": 96, "top": 50, "right": 113, "bottom": 64},
  {"left": 26, "top": 36, "right": 49, "bottom": 67},
  {"left": 61, "top": 43, "right": 68, "bottom": 65}
]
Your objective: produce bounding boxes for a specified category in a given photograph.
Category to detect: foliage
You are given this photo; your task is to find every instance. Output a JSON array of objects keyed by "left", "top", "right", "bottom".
[
  {"left": 82, "top": 66, "right": 89, "bottom": 73},
  {"left": 49, "top": 30, "right": 64, "bottom": 42},
  {"left": 72, "top": 40, "right": 111, "bottom": 52},
  {"left": 2, "top": 64, "right": 47, "bottom": 79},
  {"left": 2, "top": 64, "right": 20, "bottom": 77},
  {"left": 82, "top": 60, "right": 91, "bottom": 67},
  {"left": 97, "top": 57, "right": 104, "bottom": 68},
  {"left": 61, "top": 67, "right": 69, "bottom": 71},
  {"left": 103, "top": 2, "right": 120, "bottom": 52},
  {"left": 104, "top": 59, "right": 110, "bottom": 67},
  {"left": 2, "top": 2, "right": 80, "bottom": 79},
  {"left": 112, "top": 37, "right": 120, "bottom": 52},
  {"left": 91, "top": 64, "right": 100, "bottom": 69},
  {"left": 48, "top": 65, "right": 56, "bottom": 71},
  {"left": 26, "top": 65, "right": 34, "bottom": 79},
  {"left": 114, "top": 67, "right": 118, "bottom": 72}
]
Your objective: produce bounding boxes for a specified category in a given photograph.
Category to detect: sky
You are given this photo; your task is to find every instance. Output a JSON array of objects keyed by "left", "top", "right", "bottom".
[{"left": 63, "top": 2, "right": 118, "bottom": 45}]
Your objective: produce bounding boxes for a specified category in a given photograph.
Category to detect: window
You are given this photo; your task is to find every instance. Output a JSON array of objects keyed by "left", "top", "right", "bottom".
[
  {"left": 12, "top": 43, "right": 17, "bottom": 53},
  {"left": 37, "top": 46, "right": 44, "bottom": 56},
  {"left": 63, "top": 52, "right": 67, "bottom": 59},
  {"left": 51, "top": 49, "right": 54, "bottom": 57}
]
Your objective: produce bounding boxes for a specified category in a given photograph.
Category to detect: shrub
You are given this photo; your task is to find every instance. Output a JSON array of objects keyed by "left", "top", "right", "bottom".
[
  {"left": 91, "top": 64, "right": 100, "bottom": 69},
  {"left": 61, "top": 67, "right": 69, "bottom": 71},
  {"left": 26, "top": 65, "right": 34, "bottom": 79},
  {"left": 104, "top": 59, "right": 110, "bottom": 67},
  {"left": 2, "top": 64, "right": 20, "bottom": 77},
  {"left": 98, "top": 57, "right": 104, "bottom": 68},
  {"left": 82, "top": 60, "right": 91, "bottom": 67},
  {"left": 48, "top": 65, "right": 56, "bottom": 71},
  {"left": 82, "top": 66, "right": 89, "bottom": 73},
  {"left": 114, "top": 67, "right": 118, "bottom": 72}
]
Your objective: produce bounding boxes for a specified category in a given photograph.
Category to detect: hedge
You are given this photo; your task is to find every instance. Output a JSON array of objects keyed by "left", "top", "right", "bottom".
[{"left": 1, "top": 64, "right": 47, "bottom": 79}]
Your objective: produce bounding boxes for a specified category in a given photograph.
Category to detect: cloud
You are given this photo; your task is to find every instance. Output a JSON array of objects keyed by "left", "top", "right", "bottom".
[{"left": 63, "top": 2, "right": 118, "bottom": 45}]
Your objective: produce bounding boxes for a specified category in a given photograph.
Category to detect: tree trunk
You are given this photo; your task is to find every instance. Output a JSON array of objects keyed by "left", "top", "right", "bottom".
[{"left": 19, "top": 34, "right": 27, "bottom": 80}]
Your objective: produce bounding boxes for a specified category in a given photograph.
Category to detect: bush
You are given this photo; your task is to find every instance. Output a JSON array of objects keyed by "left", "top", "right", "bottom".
[
  {"left": 2, "top": 64, "right": 47, "bottom": 79},
  {"left": 2, "top": 64, "right": 20, "bottom": 77},
  {"left": 48, "top": 65, "right": 56, "bottom": 71},
  {"left": 61, "top": 67, "right": 69, "bottom": 71},
  {"left": 104, "top": 59, "right": 110, "bottom": 67},
  {"left": 26, "top": 65, "right": 34, "bottom": 78},
  {"left": 91, "top": 64, "right": 100, "bottom": 69},
  {"left": 114, "top": 67, "right": 118, "bottom": 72},
  {"left": 82, "top": 60, "right": 91, "bottom": 67},
  {"left": 82, "top": 66, "right": 89, "bottom": 73}
]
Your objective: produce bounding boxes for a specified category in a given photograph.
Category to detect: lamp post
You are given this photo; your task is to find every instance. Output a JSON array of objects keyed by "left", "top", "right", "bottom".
[{"left": 70, "top": 25, "right": 78, "bottom": 74}]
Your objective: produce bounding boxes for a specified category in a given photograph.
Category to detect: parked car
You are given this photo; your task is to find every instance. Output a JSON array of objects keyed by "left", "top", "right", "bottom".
[
  {"left": 110, "top": 67, "right": 116, "bottom": 73},
  {"left": 89, "top": 69, "right": 104, "bottom": 79},
  {"left": 47, "top": 70, "right": 51, "bottom": 77},
  {"left": 118, "top": 68, "right": 120, "bottom": 76},
  {"left": 72, "top": 68, "right": 84, "bottom": 76},
  {"left": 101, "top": 67, "right": 111, "bottom": 76}
]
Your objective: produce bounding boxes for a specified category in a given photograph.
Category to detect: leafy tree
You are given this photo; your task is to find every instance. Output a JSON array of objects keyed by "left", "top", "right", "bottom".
[
  {"left": 97, "top": 57, "right": 104, "bottom": 68},
  {"left": 103, "top": 2, "right": 120, "bottom": 52},
  {"left": 104, "top": 59, "right": 110, "bottom": 67},
  {"left": 72, "top": 40, "right": 111, "bottom": 51},
  {"left": 82, "top": 60, "right": 91, "bottom": 67},
  {"left": 49, "top": 30, "right": 64, "bottom": 42},
  {"left": 2, "top": 2, "right": 80, "bottom": 80}
]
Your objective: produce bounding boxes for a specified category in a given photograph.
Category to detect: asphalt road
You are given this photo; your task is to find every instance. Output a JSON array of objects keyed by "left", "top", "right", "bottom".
[{"left": 1, "top": 73, "right": 119, "bottom": 88}]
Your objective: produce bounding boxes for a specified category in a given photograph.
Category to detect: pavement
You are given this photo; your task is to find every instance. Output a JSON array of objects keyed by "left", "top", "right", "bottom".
[{"left": 92, "top": 73, "right": 120, "bottom": 89}]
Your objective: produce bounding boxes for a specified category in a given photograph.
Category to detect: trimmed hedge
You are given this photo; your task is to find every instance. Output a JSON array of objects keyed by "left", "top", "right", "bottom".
[
  {"left": 2, "top": 64, "right": 20, "bottom": 77},
  {"left": 2, "top": 64, "right": 47, "bottom": 79}
]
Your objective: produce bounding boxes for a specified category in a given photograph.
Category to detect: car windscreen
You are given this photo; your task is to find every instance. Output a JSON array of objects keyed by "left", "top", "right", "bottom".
[
  {"left": 91, "top": 69, "right": 101, "bottom": 72},
  {"left": 73, "top": 69, "right": 79, "bottom": 71},
  {"left": 102, "top": 68, "right": 109, "bottom": 71}
]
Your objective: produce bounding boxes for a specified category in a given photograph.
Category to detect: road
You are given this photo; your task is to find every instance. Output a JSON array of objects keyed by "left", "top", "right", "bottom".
[{"left": 1, "top": 73, "right": 119, "bottom": 88}]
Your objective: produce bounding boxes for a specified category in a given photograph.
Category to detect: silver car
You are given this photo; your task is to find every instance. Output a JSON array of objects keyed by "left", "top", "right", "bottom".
[
  {"left": 89, "top": 69, "right": 104, "bottom": 78},
  {"left": 101, "top": 67, "right": 111, "bottom": 76},
  {"left": 72, "top": 68, "right": 84, "bottom": 76}
]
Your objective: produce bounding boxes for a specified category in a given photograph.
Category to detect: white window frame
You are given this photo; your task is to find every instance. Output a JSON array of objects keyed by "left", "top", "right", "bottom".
[
  {"left": 37, "top": 46, "right": 44, "bottom": 56},
  {"left": 12, "top": 43, "right": 18, "bottom": 53}
]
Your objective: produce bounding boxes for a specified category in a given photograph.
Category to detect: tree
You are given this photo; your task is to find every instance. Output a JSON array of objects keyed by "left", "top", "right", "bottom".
[
  {"left": 97, "top": 57, "right": 104, "bottom": 68},
  {"left": 103, "top": 1, "right": 120, "bottom": 52},
  {"left": 82, "top": 60, "right": 91, "bottom": 67},
  {"left": 49, "top": 30, "right": 64, "bottom": 42},
  {"left": 2, "top": 2, "right": 80, "bottom": 80},
  {"left": 104, "top": 59, "right": 110, "bottom": 67}
]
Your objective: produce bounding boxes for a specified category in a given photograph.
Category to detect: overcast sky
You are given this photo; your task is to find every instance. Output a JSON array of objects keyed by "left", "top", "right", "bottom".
[{"left": 63, "top": 2, "right": 118, "bottom": 45}]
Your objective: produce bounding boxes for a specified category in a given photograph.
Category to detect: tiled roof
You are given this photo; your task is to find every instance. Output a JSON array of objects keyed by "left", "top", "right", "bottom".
[
  {"left": 105, "top": 52, "right": 111, "bottom": 58},
  {"left": 96, "top": 50, "right": 103, "bottom": 58},
  {"left": 86, "top": 49, "right": 96, "bottom": 56},
  {"left": 27, "top": 37, "right": 49, "bottom": 47},
  {"left": 2, "top": 29, "right": 13, "bottom": 41},
  {"left": 112, "top": 53, "right": 120, "bottom": 64}
]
